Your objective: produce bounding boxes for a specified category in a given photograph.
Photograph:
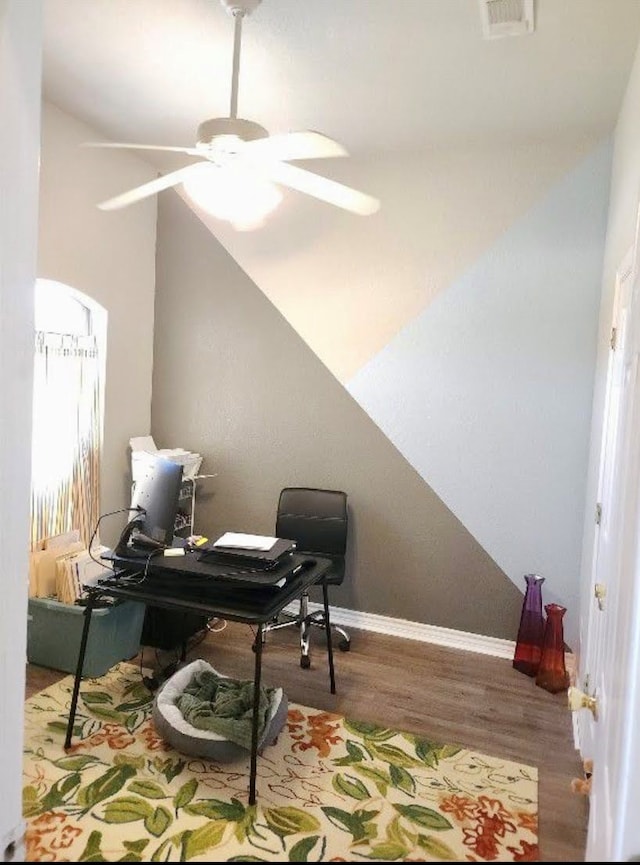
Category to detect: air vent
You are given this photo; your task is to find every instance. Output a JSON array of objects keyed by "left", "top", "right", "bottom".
[{"left": 479, "top": 0, "right": 535, "bottom": 39}]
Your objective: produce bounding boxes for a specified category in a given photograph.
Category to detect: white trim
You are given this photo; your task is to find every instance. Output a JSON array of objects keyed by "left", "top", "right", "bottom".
[
  {"left": 572, "top": 709, "right": 581, "bottom": 753},
  {"left": 1, "top": 821, "right": 25, "bottom": 862},
  {"left": 283, "top": 600, "right": 516, "bottom": 659}
]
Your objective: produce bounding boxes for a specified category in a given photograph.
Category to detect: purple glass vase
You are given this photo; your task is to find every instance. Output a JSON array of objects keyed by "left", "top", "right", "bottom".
[{"left": 513, "top": 574, "right": 545, "bottom": 676}]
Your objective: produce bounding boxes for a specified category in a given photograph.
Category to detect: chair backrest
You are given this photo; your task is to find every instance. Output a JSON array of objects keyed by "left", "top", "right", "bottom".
[{"left": 276, "top": 487, "right": 348, "bottom": 558}]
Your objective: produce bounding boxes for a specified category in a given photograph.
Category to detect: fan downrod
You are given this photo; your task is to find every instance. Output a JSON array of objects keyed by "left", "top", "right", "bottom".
[{"left": 196, "top": 0, "right": 266, "bottom": 149}]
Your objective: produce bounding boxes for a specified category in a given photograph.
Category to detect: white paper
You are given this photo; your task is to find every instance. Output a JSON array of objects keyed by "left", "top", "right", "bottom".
[
  {"left": 213, "top": 532, "right": 278, "bottom": 551},
  {"left": 129, "top": 435, "right": 157, "bottom": 453}
]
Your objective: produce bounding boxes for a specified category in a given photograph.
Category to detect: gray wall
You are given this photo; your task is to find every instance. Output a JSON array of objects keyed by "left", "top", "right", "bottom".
[{"left": 152, "top": 191, "right": 524, "bottom": 639}]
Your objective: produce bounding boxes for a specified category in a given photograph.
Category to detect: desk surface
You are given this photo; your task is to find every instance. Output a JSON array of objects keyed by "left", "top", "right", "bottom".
[{"left": 97, "top": 550, "right": 330, "bottom": 624}]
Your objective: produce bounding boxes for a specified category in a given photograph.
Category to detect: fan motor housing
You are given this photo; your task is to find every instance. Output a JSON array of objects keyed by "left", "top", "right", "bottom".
[{"left": 196, "top": 117, "right": 268, "bottom": 147}]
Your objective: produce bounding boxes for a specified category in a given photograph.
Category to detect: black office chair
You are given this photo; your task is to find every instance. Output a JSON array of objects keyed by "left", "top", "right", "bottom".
[{"left": 261, "top": 487, "right": 351, "bottom": 668}]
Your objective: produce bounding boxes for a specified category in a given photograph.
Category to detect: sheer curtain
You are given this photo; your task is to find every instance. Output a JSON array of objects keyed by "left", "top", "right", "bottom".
[{"left": 30, "top": 331, "right": 102, "bottom": 549}]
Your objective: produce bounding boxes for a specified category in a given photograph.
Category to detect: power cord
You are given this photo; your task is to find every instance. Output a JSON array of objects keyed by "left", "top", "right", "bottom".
[
  {"left": 87, "top": 506, "right": 146, "bottom": 577},
  {"left": 206, "top": 617, "right": 227, "bottom": 633},
  {"left": 112, "top": 550, "right": 158, "bottom": 587}
]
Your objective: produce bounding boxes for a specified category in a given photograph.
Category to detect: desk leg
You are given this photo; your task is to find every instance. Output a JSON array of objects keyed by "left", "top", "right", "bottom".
[
  {"left": 322, "top": 581, "right": 336, "bottom": 694},
  {"left": 64, "top": 595, "right": 95, "bottom": 749},
  {"left": 249, "top": 624, "right": 264, "bottom": 805}
]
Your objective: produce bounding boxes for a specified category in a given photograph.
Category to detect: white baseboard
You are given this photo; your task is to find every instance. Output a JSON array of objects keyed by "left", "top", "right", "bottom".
[{"left": 283, "top": 600, "right": 516, "bottom": 660}]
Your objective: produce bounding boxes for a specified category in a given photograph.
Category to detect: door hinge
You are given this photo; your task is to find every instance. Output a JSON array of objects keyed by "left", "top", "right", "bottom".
[
  {"left": 595, "top": 503, "right": 602, "bottom": 525},
  {"left": 610, "top": 327, "right": 617, "bottom": 350}
]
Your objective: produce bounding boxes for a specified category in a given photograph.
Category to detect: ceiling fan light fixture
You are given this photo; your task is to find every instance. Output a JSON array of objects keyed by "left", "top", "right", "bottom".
[
  {"left": 182, "top": 163, "right": 282, "bottom": 230},
  {"left": 86, "top": 0, "right": 380, "bottom": 219},
  {"left": 196, "top": 134, "right": 246, "bottom": 160}
]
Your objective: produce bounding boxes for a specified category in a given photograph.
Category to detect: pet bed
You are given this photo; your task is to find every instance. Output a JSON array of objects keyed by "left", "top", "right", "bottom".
[{"left": 152, "top": 658, "right": 288, "bottom": 762}]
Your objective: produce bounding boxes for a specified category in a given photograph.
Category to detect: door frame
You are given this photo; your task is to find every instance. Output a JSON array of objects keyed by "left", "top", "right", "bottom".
[
  {"left": 577, "top": 246, "right": 633, "bottom": 759},
  {"left": 585, "top": 225, "right": 640, "bottom": 861}
]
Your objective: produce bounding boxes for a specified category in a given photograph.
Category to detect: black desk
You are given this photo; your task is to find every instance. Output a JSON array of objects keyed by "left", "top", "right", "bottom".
[{"left": 63, "top": 549, "right": 335, "bottom": 804}]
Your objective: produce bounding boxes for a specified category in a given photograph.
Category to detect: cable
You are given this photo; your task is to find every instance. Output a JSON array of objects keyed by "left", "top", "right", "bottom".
[
  {"left": 87, "top": 506, "right": 146, "bottom": 575},
  {"left": 206, "top": 617, "right": 227, "bottom": 633},
  {"left": 108, "top": 548, "right": 158, "bottom": 588}
]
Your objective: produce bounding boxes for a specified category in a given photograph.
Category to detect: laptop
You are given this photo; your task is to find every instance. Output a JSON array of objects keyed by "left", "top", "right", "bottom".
[{"left": 197, "top": 534, "right": 297, "bottom": 570}]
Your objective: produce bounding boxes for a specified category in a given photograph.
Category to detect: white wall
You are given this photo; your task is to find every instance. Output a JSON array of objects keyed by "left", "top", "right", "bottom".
[
  {"left": 349, "top": 142, "right": 611, "bottom": 649},
  {"left": 38, "top": 103, "right": 158, "bottom": 540},
  {"left": 204, "top": 137, "right": 599, "bottom": 383},
  {"left": 1, "top": 34, "right": 159, "bottom": 859},
  {"left": 0, "top": 0, "right": 41, "bottom": 856}
]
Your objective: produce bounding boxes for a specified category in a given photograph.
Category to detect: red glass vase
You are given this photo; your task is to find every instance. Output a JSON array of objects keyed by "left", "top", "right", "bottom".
[
  {"left": 513, "top": 574, "right": 545, "bottom": 676},
  {"left": 536, "top": 603, "right": 570, "bottom": 694}
]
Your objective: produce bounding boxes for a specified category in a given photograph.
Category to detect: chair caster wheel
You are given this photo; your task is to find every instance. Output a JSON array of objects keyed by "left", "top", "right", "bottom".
[
  {"left": 338, "top": 639, "right": 351, "bottom": 652},
  {"left": 300, "top": 654, "right": 311, "bottom": 669}
]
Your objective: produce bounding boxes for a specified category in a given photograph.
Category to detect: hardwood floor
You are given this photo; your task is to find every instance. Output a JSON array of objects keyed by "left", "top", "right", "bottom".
[{"left": 25, "top": 621, "right": 588, "bottom": 862}]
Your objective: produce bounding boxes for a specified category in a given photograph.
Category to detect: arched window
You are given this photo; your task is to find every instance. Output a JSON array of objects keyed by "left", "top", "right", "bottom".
[{"left": 31, "top": 280, "right": 106, "bottom": 550}]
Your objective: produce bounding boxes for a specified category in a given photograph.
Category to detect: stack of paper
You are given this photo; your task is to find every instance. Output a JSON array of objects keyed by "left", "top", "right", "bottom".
[
  {"left": 212, "top": 532, "right": 278, "bottom": 551},
  {"left": 55, "top": 549, "right": 111, "bottom": 605},
  {"left": 29, "top": 530, "right": 111, "bottom": 603},
  {"left": 29, "top": 540, "right": 84, "bottom": 599},
  {"left": 130, "top": 435, "right": 203, "bottom": 480}
]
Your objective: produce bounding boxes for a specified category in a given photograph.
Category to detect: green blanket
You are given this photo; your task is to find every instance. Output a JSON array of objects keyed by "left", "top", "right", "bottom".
[{"left": 175, "top": 669, "right": 277, "bottom": 751}]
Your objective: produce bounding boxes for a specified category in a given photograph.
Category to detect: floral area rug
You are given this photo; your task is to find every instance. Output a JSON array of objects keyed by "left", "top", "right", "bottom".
[{"left": 23, "top": 662, "right": 538, "bottom": 861}]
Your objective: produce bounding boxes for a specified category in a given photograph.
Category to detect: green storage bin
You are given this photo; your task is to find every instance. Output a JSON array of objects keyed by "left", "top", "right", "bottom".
[{"left": 27, "top": 597, "right": 145, "bottom": 678}]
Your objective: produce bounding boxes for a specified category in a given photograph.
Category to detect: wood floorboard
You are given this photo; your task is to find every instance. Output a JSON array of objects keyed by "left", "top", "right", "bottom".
[{"left": 25, "top": 620, "right": 589, "bottom": 862}]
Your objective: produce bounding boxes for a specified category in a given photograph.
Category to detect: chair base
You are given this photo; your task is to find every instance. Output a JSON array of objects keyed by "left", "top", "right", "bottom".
[{"left": 261, "top": 592, "right": 350, "bottom": 668}]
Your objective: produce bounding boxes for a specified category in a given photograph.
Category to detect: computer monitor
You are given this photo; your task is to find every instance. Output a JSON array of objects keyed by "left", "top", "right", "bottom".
[
  {"left": 114, "top": 454, "right": 184, "bottom": 556},
  {"left": 129, "top": 453, "right": 184, "bottom": 546}
]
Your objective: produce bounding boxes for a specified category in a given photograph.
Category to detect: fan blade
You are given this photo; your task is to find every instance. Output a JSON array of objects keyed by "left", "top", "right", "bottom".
[
  {"left": 82, "top": 141, "right": 201, "bottom": 157},
  {"left": 260, "top": 161, "right": 380, "bottom": 216},
  {"left": 242, "top": 131, "right": 348, "bottom": 162},
  {"left": 97, "top": 163, "right": 205, "bottom": 211}
]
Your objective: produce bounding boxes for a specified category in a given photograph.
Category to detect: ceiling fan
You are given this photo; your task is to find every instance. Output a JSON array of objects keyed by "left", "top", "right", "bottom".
[{"left": 84, "top": 0, "right": 380, "bottom": 225}]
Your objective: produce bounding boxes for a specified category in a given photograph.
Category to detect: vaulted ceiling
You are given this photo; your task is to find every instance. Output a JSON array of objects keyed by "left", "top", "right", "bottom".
[{"left": 42, "top": 0, "right": 640, "bottom": 170}]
